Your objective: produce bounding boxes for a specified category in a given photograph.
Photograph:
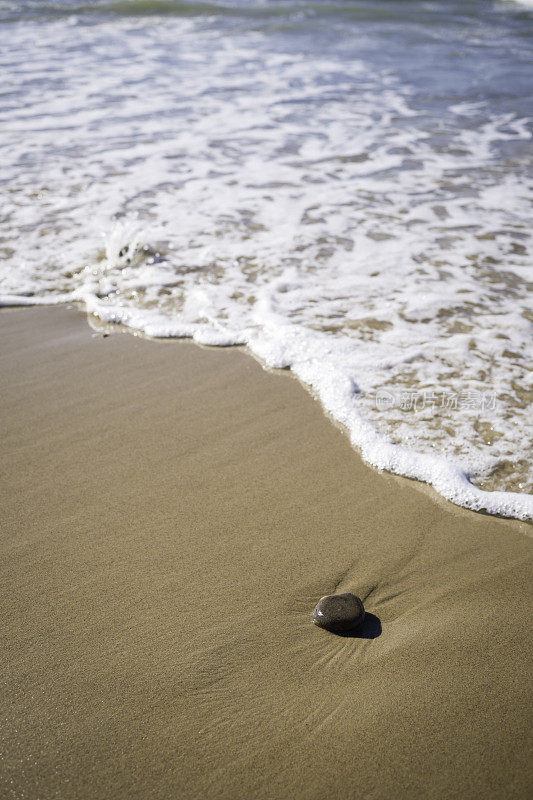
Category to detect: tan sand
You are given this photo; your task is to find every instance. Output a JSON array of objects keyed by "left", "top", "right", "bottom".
[{"left": 1, "top": 306, "right": 532, "bottom": 800}]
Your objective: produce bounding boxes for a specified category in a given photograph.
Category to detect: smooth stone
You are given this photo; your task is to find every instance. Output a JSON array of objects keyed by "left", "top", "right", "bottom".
[{"left": 312, "top": 593, "right": 365, "bottom": 633}]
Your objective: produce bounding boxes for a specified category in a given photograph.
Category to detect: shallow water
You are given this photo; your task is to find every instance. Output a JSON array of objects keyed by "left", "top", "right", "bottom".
[{"left": 1, "top": 0, "right": 532, "bottom": 517}]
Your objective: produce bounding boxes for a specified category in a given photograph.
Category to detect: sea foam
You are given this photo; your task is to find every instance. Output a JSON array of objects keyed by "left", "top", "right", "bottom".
[{"left": 1, "top": 3, "right": 532, "bottom": 520}]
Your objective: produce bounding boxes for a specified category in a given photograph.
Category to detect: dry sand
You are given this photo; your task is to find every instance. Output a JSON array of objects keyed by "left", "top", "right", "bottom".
[{"left": 1, "top": 306, "right": 532, "bottom": 800}]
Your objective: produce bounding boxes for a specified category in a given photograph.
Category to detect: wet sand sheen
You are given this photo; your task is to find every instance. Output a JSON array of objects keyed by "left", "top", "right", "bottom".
[{"left": 1, "top": 306, "right": 532, "bottom": 800}]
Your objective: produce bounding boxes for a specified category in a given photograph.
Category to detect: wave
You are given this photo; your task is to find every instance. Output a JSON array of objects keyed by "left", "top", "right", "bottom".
[
  {"left": 5, "top": 0, "right": 526, "bottom": 25},
  {"left": 7, "top": 282, "right": 531, "bottom": 522},
  {"left": 1, "top": 0, "right": 532, "bottom": 522},
  {"left": 0, "top": 0, "right": 232, "bottom": 22}
]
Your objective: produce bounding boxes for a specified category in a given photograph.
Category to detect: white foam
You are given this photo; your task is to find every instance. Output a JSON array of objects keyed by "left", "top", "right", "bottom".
[{"left": 1, "top": 11, "right": 532, "bottom": 520}]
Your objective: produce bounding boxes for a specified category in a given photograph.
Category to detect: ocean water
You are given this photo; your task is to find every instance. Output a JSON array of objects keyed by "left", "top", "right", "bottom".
[{"left": 1, "top": 0, "right": 532, "bottom": 519}]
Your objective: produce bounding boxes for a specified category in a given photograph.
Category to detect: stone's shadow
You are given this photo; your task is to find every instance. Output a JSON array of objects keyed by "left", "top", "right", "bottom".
[{"left": 333, "top": 612, "right": 382, "bottom": 639}]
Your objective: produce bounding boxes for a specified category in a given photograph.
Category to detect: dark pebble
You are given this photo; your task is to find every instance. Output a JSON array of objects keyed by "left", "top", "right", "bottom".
[{"left": 312, "top": 592, "right": 365, "bottom": 633}]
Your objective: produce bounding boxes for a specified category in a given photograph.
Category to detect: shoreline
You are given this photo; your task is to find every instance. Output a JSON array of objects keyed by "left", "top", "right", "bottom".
[
  {"left": 2, "top": 306, "right": 532, "bottom": 799},
  {"left": 80, "top": 295, "right": 533, "bottom": 521},
  {"left": 26, "top": 302, "right": 533, "bottom": 525}
]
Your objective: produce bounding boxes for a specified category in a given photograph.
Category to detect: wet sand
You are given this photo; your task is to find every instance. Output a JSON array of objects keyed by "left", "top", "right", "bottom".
[{"left": 1, "top": 306, "right": 532, "bottom": 800}]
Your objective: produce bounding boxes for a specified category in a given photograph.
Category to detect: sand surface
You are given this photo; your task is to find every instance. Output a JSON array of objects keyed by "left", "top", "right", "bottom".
[{"left": 1, "top": 307, "right": 532, "bottom": 800}]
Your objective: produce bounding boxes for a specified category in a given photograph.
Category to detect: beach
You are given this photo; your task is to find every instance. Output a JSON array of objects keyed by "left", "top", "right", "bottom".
[{"left": 1, "top": 306, "right": 532, "bottom": 799}]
